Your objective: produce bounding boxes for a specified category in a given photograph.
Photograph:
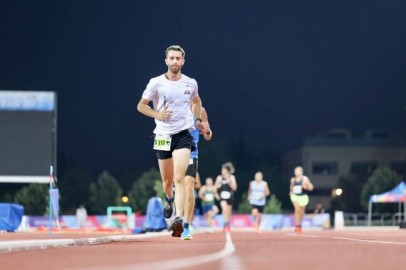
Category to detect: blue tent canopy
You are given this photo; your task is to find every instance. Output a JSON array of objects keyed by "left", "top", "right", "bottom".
[
  {"left": 369, "top": 181, "right": 406, "bottom": 203},
  {"left": 368, "top": 181, "right": 406, "bottom": 226}
]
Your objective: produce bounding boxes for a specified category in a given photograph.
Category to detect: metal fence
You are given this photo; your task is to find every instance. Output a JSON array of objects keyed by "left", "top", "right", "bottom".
[{"left": 344, "top": 212, "right": 405, "bottom": 226}]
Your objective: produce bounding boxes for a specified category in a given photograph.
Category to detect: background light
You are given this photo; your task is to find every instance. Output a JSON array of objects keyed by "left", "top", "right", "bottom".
[{"left": 335, "top": 188, "right": 343, "bottom": 196}]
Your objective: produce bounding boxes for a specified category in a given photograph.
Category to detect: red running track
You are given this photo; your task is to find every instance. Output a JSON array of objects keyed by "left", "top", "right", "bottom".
[{"left": 1, "top": 229, "right": 406, "bottom": 270}]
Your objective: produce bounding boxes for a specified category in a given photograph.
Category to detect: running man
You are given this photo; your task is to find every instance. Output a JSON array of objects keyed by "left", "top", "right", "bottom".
[
  {"left": 248, "top": 171, "right": 270, "bottom": 230},
  {"left": 181, "top": 107, "right": 212, "bottom": 240},
  {"left": 215, "top": 162, "right": 237, "bottom": 232},
  {"left": 137, "top": 45, "right": 206, "bottom": 237},
  {"left": 199, "top": 177, "right": 219, "bottom": 229},
  {"left": 289, "top": 166, "right": 314, "bottom": 233}
]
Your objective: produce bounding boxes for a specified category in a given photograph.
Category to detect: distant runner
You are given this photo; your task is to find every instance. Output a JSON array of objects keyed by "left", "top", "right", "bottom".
[
  {"left": 215, "top": 162, "right": 237, "bottom": 232},
  {"left": 248, "top": 171, "right": 270, "bottom": 230},
  {"left": 199, "top": 177, "right": 219, "bottom": 230},
  {"left": 290, "top": 166, "right": 314, "bottom": 233},
  {"left": 181, "top": 107, "right": 212, "bottom": 240}
]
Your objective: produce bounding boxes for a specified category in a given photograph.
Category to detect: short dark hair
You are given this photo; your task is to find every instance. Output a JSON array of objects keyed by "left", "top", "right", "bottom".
[{"left": 166, "top": 45, "right": 185, "bottom": 58}]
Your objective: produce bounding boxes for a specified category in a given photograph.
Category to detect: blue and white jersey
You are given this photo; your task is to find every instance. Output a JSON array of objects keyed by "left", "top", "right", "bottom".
[
  {"left": 249, "top": 181, "right": 267, "bottom": 206},
  {"left": 190, "top": 125, "right": 200, "bottom": 159}
]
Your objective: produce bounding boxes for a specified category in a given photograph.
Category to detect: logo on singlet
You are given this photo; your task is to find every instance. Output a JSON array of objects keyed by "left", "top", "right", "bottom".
[{"left": 184, "top": 89, "right": 191, "bottom": 95}]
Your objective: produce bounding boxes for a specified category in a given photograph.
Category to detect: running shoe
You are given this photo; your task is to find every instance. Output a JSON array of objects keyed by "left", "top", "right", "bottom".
[
  {"left": 169, "top": 217, "right": 184, "bottom": 237},
  {"left": 181, "top": 228, "right": 193, "bottom": 240},
  {"left": 163, "top": 202, "right": 174, "bottom": 219}
]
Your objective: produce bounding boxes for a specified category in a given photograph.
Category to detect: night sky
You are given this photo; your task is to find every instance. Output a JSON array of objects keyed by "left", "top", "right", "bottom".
[{"left": 1, "top": 1, "right": 405, "bottom": 176}]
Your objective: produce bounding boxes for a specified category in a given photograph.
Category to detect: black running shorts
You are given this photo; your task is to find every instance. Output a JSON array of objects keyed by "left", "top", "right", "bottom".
[
  {"left": 221, "top": 198, "right": 234, "bottom": 206},
  {"left": 155, "top": 129, "right": 194, "bottom": 160},
  {"left": 251, "top": 204, "right": 265, "bottom": 214},
  {"left": 185, "top": 158, "right": 198, "bottom": 178}
]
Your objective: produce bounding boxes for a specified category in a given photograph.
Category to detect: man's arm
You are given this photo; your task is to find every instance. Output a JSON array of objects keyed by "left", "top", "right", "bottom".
[
  {"left": 229, "top": 175, "right": 237, "bottom": 191},
  {"left": 201, "top": 107, "right": 212, "bottom": 141},
  {"left": 137, "top": 98, "right": 170, "bottom": 122},
  {"left": 191, "top": 95, "right": 205, "bottom": 131},
  {"left": 265, "top": 183, "right": 271, "bottom": 197},
  {"left": 213, "top": 186, "right": 220, "bottom": 201},
  {"left": 247, "top": 183, "right": 251, "bottom": 201},
  {"left": 198, "top": 186, "right": 206, "bottom": 200},
  {"left": 195, "top": 172, "right": 202, "bottom": 189},
  {"left": 289, "top": 178, "right": 294, "bottom": 195},
  {"left": 215, "top": 175, "right": 222, "bottom": 189},
  {"left": 303, "top": 177, "right": 314, "bottom": 191}
]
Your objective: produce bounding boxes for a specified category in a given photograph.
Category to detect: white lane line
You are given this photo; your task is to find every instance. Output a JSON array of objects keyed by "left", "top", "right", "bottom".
[
  {"left": 286, "top": 233, "right": 406, "bottom": 245},
  {"left": 0, "top": 232, "right": 170, "bottom": 253},
  {"left": 221, "top": 252, "right": 245, "bottom": 270},
  {"left": 330, "top": 236, "right": 406, "bottom": 245},
  {"left": 82, "top": 232, "right": 243, "bottom": 270},
  {"left": 0, "top": 239, "right": 76, "bottom": 252}
]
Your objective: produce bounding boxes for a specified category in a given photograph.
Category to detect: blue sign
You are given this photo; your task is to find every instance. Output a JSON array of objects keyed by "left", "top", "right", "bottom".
[{"left": 0, "top": 91, "right": 55, "bottom": 111}]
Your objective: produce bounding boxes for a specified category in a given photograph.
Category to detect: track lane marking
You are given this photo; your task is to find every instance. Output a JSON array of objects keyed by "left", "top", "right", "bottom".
[
  {"left": 81, "top": 232, "right": 244, "bottom": 270},
  {"left": 0, "top": 232, "right": 171, "bottom": 253},
  {"left": 286, "top": 233, "right": 406, "bottom": 245}
]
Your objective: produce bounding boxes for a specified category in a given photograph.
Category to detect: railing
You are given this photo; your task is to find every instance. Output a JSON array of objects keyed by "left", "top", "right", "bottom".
[{"left": 344, "top": 213, "right": 403, "bottom": 226}]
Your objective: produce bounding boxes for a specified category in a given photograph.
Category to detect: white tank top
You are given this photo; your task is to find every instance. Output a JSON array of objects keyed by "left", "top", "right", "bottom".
[{"left": 142, "top": 74, "right": 198, "bottom": 135}]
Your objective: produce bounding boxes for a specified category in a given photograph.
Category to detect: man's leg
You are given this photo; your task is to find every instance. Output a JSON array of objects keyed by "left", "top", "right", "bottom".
[
  {"left": 158, "top": 158, "right": 174, "bottom": 219},
  {"left": 207, "top": 209, "right": 214, "bottom": 227},
  {"left": 293, "top": 202, "right": 302, "bottom": 232},
  {"left": 252, "top": 207, "right": 259, "bottom": 228},
  {"left": 170, "top": 148, "right": 191, "bottom": 238},
  {"left": 299, "top": 206, "right": 306, "bottom": 227},
  {"left": 183, "top": 175, "right": 196, "bottom": 225},
  {"left": 158, "top": 158, "right": 174, "bottom": 200},
  {"left": 257, "top": 212, "right": 263, "bottom": 230},
  {"left": 221, "top": 200, "right": 230, "bottom": 230},
  {"left": 172, "top": 148, "right": 190, "bottom": 218},
  {"left": 226, "top": 203, "right": 233, "bottom": 231}
]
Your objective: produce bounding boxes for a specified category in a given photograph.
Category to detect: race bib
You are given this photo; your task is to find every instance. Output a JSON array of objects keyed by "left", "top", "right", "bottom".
[
  {"left": 220, "top": 191, "right": 231, "bottom": 200},
  {"left": 293, "top": 185, "right": 303, "bottom": 194},
  {"left": 254, "top": 192, "right": 264, "bottom": 200},
  {"left": 204, "top": 193, "right": 214, "bottom": 202},
  {"left": 153, "top": 135, "right": 171, "bottom": 151}
]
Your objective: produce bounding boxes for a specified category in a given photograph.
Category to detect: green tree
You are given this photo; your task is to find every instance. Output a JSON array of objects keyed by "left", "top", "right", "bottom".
[
  {"left": 128, "top": 168, "right": 161, "bottom": 214},
  {"left": 361, "top": 167, "right": 402, "bottom": 212},
  {"left": 58, "top": 168, "right": 92, "bottom": 214},
  {"left": 14, "top": 184, "right": 49, "bottom": 215},
  {"left": 264, "top": 194, "right": 282, "bottom": 214},
  {"left": 88, "top": 171, "right": 122, "bottom": 214},
  {"left": 154, "top": 179, "right": 165, "bottom": 202},
  {"left": 338, "top": 174, "right": 367, "bottom": 212},
  {"left": 238, "top": 192, "right": 251, "bottom": 213}
]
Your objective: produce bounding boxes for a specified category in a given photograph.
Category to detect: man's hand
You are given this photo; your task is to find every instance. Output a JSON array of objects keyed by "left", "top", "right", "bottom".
[
  {"left": 200, "top": 121, "right": 210, "bottom": 135},
  {"left": 156, "top": 106, "right": 171, "bottom": 122},
  {"left": 195, "top": 119, "right": 206, "bottom": 132}
]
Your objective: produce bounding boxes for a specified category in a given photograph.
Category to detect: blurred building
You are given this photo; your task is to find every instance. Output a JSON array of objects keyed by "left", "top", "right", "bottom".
[{"left": 282, "top": 129, "right": 406, "bottom": 209}]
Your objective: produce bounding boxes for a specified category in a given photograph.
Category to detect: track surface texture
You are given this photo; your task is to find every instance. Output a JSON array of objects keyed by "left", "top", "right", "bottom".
[{"left": 1, "top": 228, "right": 405, "bottom": 270}]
